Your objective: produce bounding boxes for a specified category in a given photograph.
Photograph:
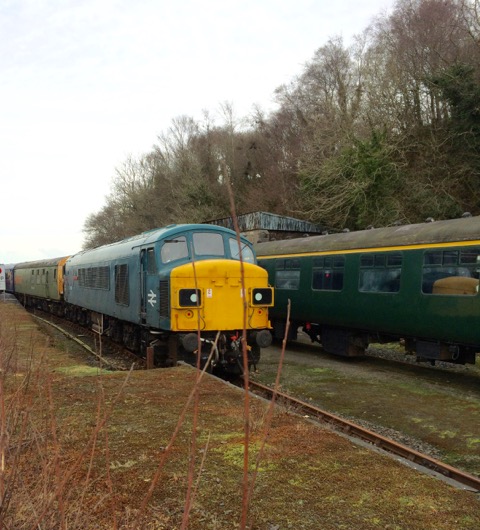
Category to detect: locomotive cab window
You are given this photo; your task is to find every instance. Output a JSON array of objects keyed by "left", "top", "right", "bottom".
[
  {"left": 161, "top": 236, "right": 188, "bottom": 263},
  {"left": 312, "top": 255, "right": 345, "bottom": 291},
  {"left": 359, "top": 252, "right": 402, "bottom": 293},
  {"left": 275, "top": 258, "right": 300, "bottom": 290},
  {"left": 193, "top": 232, "right": 224, "bottom": 257},
  {"left": 229, "top": 238, "right": 255, "bottom": 263},
  {"left": 422, "top": 249, "right": 480, "bottom": 295}
]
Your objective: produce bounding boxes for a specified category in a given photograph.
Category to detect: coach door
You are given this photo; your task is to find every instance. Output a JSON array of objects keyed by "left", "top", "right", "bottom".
[{"left": 140, "top": 248, "right": 158, "bottom": 325}]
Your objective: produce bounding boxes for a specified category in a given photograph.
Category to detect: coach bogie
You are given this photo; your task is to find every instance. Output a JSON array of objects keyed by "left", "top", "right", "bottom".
[
  {"left": 405, "top": 339, "right": 476, "bottom": 365},
  {"left": 316, "top": 327, "right": 367, "bottom": 357}
]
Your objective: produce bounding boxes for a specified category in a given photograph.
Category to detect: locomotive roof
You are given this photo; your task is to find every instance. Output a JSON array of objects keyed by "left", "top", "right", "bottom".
[
  {"left": 67, "top": 224, "right": 248, "bottom": 263},
  {"left": 255, "top": 216, "right": 480, "bottom": 256}
]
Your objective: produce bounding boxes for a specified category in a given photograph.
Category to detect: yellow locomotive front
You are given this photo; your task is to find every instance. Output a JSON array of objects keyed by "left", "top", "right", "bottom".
[{"left": 170, "top": 259, "right": 273, "bottom": 373}]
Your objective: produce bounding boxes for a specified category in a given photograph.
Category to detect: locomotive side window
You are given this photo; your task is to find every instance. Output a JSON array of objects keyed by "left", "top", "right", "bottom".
[
  {"left": 193, "top": 232, "right": 224, "bottom": 257},
  {"left": 422, "top": 249, "right": 480, "bottom": 295},
  {"left": 161, "top": 236, "right": 188, "bottom": 263},
  {"left": 312, "top": 255, "right": 345, "bottom": 291},
  {"left": 275, "top": 258, "right": 300, "bottom": 290},
  {"left": 359, "top": 252, "right": 402, "bottom": 293},
  {"left": 229, "top": 238, "right": 255, "bottom": 263},
  {"left": 146, "top": 248, "right": 157, "bottom": 274}
]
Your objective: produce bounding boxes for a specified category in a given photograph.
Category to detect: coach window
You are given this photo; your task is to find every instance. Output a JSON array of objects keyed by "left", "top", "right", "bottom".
[
  {"left": 312, "top": 255, "right": 345, "bottom": 291},
  {"left": 359, "top": 252, "right": 402, "bottom": 293},
  {"left": 161, "top": 236, "right": 189, "bottom": 263},
  {"left": 229, "top": 238, "right": 255, "bottom": 263},
  {"left": 460, "top": 248, "right": 480, "bottom": 275},
  {"left": 275, "top": 258, "right": 301, "bottom": 290},
  {"left": 193, "top": 232, "right": 224, "bottom": 257},
  {"left": 422, "top": 249, "right": 479, "bottom": 295}
]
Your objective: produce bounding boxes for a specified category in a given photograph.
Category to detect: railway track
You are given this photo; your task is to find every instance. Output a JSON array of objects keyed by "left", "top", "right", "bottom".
[
  {"left": 245, "top": 379, "right": 480, "bottom": 492},
  {"left": 30, "top": 309, "right": 144, "bottom": 371}
]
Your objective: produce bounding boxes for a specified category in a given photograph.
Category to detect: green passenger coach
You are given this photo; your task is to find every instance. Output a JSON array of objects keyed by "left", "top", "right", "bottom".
[
  {"left": 14, "top": 256, "right": 69, "bottom": 313},
  {"left": 255, "top": 216, "right": 480, "bottom": 365}
]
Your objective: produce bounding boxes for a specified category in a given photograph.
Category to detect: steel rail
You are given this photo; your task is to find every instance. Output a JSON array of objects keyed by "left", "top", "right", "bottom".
[
  {"left": 246, "top": 379, "right": 480, "bottom": 492},
  {"left": 31, "top": 312, "right": 142, "bottom": 370}
]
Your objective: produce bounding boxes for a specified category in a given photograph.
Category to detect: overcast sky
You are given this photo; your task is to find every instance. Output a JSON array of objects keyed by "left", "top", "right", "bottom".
[{"left": 0, "top": 0, "right": 394, "bottom": 264}]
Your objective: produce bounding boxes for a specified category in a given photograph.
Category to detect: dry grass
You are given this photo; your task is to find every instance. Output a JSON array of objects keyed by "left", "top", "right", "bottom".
[{"left": 1, "top": 301, "right": 479, "bottom": 529}]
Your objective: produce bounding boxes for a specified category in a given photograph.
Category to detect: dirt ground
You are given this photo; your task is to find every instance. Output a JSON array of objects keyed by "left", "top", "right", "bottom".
[{"left": 1, "top": 300, "right": 479, "bottom": 530}]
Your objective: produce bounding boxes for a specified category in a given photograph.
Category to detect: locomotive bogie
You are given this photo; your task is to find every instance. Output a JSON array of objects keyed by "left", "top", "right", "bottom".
[{"left": 256, "top": 216, "right": 480, "bottom": 365}]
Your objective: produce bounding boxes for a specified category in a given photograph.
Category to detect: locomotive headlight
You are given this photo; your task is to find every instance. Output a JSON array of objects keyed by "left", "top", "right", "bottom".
[
  {"left": 179, "top": 288, "right": 202, "bottom": 307},
  {"left": 251, "top": 287, "right": 273, "bottom": 306}
]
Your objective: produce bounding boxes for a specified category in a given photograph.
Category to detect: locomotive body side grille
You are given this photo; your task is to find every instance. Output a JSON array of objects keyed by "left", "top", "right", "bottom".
[
  {"left": 114, "top": 264, "right": 129, "bottom": 306},
  {"left": 159, "top": 280, "right": 170, "bottom": 318}
]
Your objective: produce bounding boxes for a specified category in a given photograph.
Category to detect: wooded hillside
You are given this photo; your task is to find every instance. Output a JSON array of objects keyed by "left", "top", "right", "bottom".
[{"left": 84, "top": 0, "right": 480, "bottom": 248}]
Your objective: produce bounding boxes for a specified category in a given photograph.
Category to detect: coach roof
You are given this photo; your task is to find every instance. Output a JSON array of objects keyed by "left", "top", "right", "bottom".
[{"left": 255, "top": 216, "right": 480, "bottom": 256}]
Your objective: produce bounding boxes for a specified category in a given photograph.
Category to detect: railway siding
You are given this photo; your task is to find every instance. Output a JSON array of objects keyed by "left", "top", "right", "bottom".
[
  {"left": 253, "top": 338, "right": 480, "bottom": 477},
  {"left": 1, "top": 301, "right": 480, "bottom": 529}
]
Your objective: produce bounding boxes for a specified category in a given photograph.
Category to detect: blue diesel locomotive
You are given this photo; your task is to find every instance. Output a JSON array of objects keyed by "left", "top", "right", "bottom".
[{"left": 14, "top": 224, "right": 274, "bottom": 374}]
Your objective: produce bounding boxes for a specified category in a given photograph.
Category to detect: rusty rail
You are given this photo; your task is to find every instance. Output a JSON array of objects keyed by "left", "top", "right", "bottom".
[{"left": 246, "top": 379, "right": 480, "bottom": 492}]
